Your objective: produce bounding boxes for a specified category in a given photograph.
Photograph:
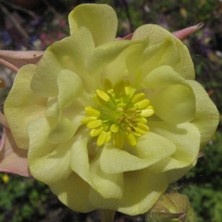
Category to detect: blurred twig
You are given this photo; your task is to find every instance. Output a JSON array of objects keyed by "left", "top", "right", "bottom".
[
  {"left": 1, "top": 0, "right": 38, "bottom": 19},
  {"left": 122, "top": 0, "right": 133, "bottom": 32},
  {"left": 42, "top": 0, "right": 61, "bottom": 17},
  {"left": 0, "top": 3, "right": 29, "bottom": 41}
]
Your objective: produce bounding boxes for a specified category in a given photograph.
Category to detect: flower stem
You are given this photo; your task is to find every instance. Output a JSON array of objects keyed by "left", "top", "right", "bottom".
[{"left": 100, "top": 210, "right": 115, "bottom": 222}]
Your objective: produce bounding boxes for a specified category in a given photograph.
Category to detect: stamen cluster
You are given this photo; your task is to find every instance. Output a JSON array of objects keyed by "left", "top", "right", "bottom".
[{"left": 81, "top": 81, "right": 154, "bottom": 147}]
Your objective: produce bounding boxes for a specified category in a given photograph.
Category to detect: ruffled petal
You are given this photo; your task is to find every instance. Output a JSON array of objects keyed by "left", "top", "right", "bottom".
[
  {"left": 149, "top": 121, "right": 200, "bottom": 173},
  {"left": 71, "top": 134, "right": 124, "bottom": 199},
  {"left": 57, "top": 69, "right": 88, "bottom": 109},
  {"left": 70, "top": 131, "right": 90, "bottom": 182},
  {"left": 90, "top": 156, "right": 124, "bottom": 199},
  {"left": 188, "top": 80, "right": 219, "bottom": 147},
  {"left": 31, "top": 28, "right": 95, "bottom": 97},
  {"left": 118, "top": 169, "right": 168, "bottom": 215},
  {"left": 143, "top": 66, "right": 195, "bottom": 124},
  {"left": 87, "top": 40, "right": 132, "bottom": 78},
  {"left": 28, "top": 117, "right": 72, "bottom": 184},
  {"left": 100, "top": 132, "right": 176, "bottom": 174},
  {"left": 69, "top": 4, "right": 118, "bottom": 46},
  {"left": 4, "top": 64, "right": 46, "bottom": 149},
  {"left": 132, "top": 24, "right": 194, "bottom": 80},
  {"left": 48, "top": 116, "right": 77, "bottom": 144},
  {"left": 50, "top": 173, "right": 95, "bottom": 212}
]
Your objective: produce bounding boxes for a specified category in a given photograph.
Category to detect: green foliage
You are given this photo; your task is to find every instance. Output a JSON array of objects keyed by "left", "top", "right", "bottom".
[{"left": 0, "top": 176, "right": 49, "bottom": 222}]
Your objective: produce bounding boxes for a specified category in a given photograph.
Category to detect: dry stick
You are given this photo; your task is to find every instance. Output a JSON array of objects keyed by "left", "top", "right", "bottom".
[
  {"left": 0, "top": 3, "right": 29, "bottom": 41},
  {"left": 122, "top": 0, "right": 133, "bottom": 32},
  {"left": 1, "top": 0, "right": 38, "bottom": 19},
  {"left": 42, "top": 0, "right": 60, "bottom": 17}
]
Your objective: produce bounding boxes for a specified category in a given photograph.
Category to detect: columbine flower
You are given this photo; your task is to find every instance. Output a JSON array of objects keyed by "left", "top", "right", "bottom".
[{"left": 4, "top": 4, "right": 219, "bottom": 216}]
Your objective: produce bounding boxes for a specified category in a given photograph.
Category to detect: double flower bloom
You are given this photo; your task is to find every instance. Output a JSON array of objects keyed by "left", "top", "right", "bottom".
[{"left": 4, "top": 4, "right": 219, "bottom": 216}]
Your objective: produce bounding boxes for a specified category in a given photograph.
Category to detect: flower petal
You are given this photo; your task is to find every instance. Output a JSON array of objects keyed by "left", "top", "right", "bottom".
[
  {"left": 132, "top": 24, "right": 194, "bottom": 80},
  {"left": 87, "top": 40, "right": 132, "bottom": 77},
  {"left": 57, "top": 69, "right": 86, "bottom": 109},
  {"left": 71, "top": 132, "right": 90, "bottom": 182},
  {"left": 69, "top": 4, "right": 118, "bottom": 46},
  {"left": 71, "top": 133, "right": 124, "bottom": 199},
  {"left": 100, "top": 132, "right": 176, "bottom": 174},
  {"left": 4, "top": 64, "right": 46, "bottom": 149},
  {"left": 90, "top": 156, "right": 124, "bottom": 199},
  {"left": 50, "top": 173, "right": 95, "bottom": 212},
  {"left": 149, "top": 121, "right": 200, "bottom": 175},
  {"left": 28, "top": 117, "right": 72, "bottom": 184},
  {"left": 48, "top": 117, "right": 76, "bottom": 144},
  {"left": 31, "top": 28, "right": 94, "bottom": 97},
  {"left": 143, "top": 66, "right": 195, "bottom": 124},
  {"left": 118, "top": 169, "right": 168, "bottom": 215},
  {"left": 188, "top": 80, "right": 219, "bottom": 147}
]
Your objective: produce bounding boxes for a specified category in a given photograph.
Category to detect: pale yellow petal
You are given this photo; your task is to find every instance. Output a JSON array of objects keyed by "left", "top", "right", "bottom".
[
  {"left": 4, "top": 64, "right": 46, "bottom": 149},
  {"left": 28, "top": 117, "right": 72, "bottom": 184},
  {"left": 132, "top": 24, "right": 194, "bottom": 80},
  {"left": 50, "top": 173, "right": 95, "bottom": 212},
  {"left": 69, "top": 4, "right": 118, "bottom": 46},
  {"left": 118, "top": 169, "right": 168, "bottom": 215},
  {"left": 100, "top": 132, "right": 176, "bottom": 174},
  {"left": 188, "top": 80, "right": 219, "bottom": 147}
]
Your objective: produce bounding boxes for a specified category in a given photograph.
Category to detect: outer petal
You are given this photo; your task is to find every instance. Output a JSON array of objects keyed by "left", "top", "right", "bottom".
[
  {"left": 31, "top": 28, "right": 95, "bottom": 97},
  {"left": 50, "top": 173, "right": 95, "bottom": 212},
  {"left": 69, "top": 4, "right": 118, "bottom": 46},
  {"left": 28, "top": 117, "right": 72, "bottom": 184},
  {"left": 142, "top": 66, "right": 195, "bottom": 124},
  {"left": 71, "top": 134, "right": 124, "bottom": 200},
  {"left": 90, "top": 156, "right": 124, "bottom": 199},
  {"left": 100, "top": 132, "right": 176, "bottom": 174},
  {"left": 87, "top": 170, "right": 168, "bottom": 215},
  {"left": 132, "top": 24, "right": 194, "bottom": 80},
  {"left": 4, "top": 64, "right": 46, "bottom": 149},
  {"left": 149, "top": 121, "right": 200, "bottom": 174},
  {"left": 118, "top": 169, "right": 168, "bottom": 215},
  {"left": 188, "top": 80, "right": 219, "bottom": 147}
]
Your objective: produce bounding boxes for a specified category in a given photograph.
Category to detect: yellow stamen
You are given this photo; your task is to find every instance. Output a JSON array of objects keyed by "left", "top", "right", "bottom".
[
  {"left": 96, "top": 89, "right": 110, "bottom": 102},
  {"left": 110, "top": 124, "right": 119, "bottom": 133},
  {"left": 90, "top": 127, "right": 104, "bottom": 137},
  {"left": 81, "top": 116, "right": 97, "bottom": 124},
  {"left": 82, "top": 81, "right": 155, "bottom": 148},
  {"left": 87, "top": 120, "right": 102, "bottom": 129},
  {"left": 85, "top": 106, "right": 100, "bottom": 117},
  {"left": 97, "top": 131, "right": 108, "bottom": 146},
  {"left": 132, "top": 93, "right": 145, "bottom": 103},
  {"left": 134, "top": 99, "right": 150, "bottom": 109},
  {"left": 127, "top": 134, "right": 137, "bottom": 146}
]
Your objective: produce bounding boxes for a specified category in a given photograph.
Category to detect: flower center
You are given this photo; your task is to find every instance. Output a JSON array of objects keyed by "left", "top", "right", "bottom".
[{"left": 81, "top": 81, "right": 154, "bottom": 148}]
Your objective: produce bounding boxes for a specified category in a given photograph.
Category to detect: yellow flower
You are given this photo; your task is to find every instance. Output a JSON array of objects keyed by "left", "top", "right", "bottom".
[
  {"left": 4, "top": 4, "right": 219, "bottom": 215},
  {"left": 2, "top": 174, "right": 9, "bottom": 183}
]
